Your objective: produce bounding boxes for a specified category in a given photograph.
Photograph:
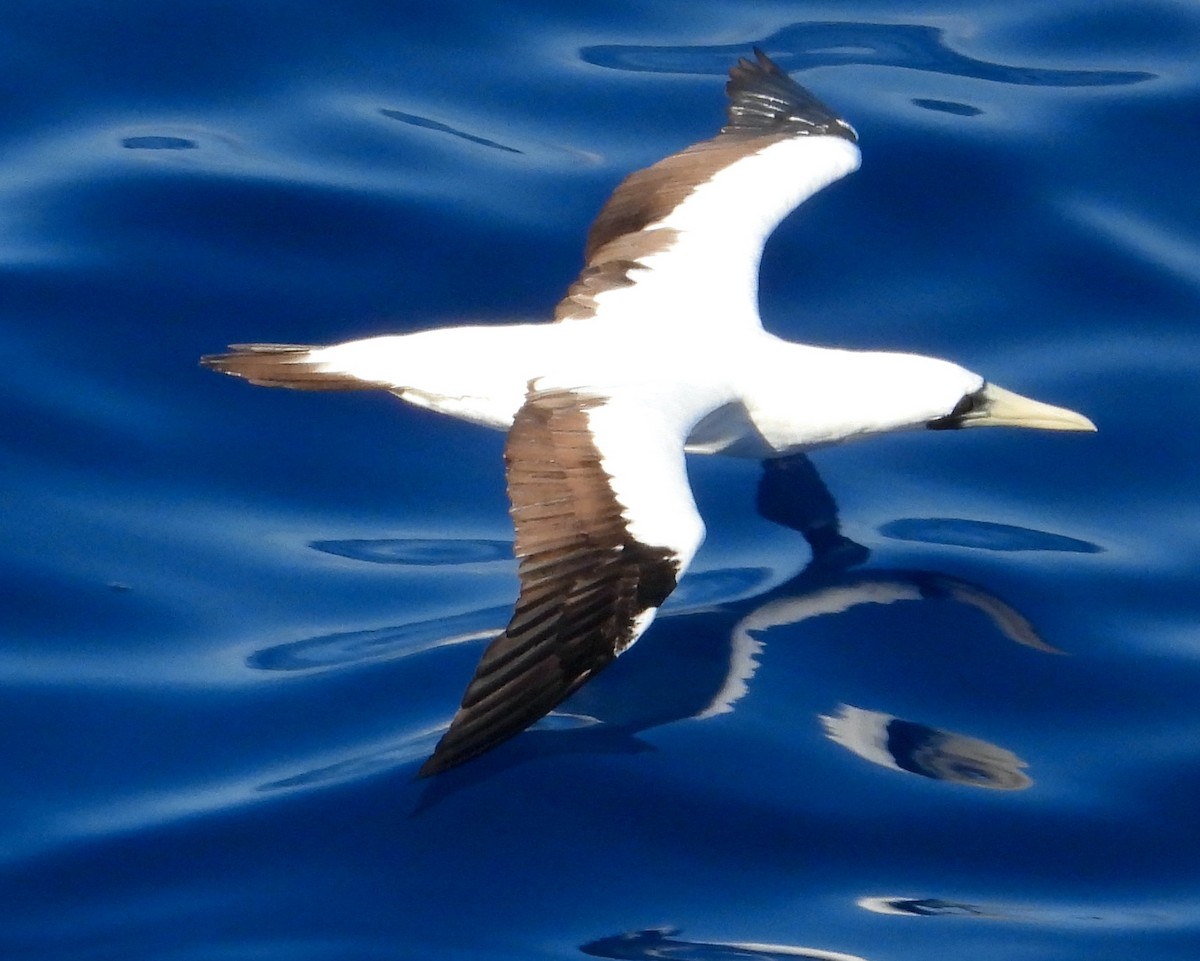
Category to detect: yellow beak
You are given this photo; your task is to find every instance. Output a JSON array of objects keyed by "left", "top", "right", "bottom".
[{"left": 961, "top": 383, "right": 1096, "bottom": 431}]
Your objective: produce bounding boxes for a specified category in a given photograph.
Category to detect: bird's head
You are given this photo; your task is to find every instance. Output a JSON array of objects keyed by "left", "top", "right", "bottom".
[
  {"left": 925, "top": 379, "right": 1096, "bottom": 433},
  {"left": 809, "top": 350, "right": 1096, "bottom": 441}
]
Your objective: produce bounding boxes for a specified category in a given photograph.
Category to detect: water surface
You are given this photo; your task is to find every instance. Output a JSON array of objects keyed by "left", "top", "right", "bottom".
[{"left": 3, "top": 1, "right": 1199, "bottom": 958}]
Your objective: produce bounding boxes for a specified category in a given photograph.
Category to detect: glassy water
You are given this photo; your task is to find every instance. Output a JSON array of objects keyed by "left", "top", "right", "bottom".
[{"left": 3, "top": 1, "right": 1199, "bottom": 958}]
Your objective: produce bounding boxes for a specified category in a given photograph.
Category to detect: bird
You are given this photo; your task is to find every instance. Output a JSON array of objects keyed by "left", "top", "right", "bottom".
[{"left": 202, "top": 49, "right": 1095, "bottom": 776}]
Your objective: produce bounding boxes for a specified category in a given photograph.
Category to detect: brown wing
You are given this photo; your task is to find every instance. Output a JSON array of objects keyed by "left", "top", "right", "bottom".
[
  {"left": 555, "top": 49, "right": 858, "bottom": 322},
  {"left": 419, "top": 387, "right": 701, "bottom": 776}
]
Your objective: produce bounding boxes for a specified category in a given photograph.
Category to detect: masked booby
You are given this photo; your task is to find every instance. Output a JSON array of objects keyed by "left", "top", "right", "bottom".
[{"left": 202, "top": 49, "right": 1095, "bottom": 776}]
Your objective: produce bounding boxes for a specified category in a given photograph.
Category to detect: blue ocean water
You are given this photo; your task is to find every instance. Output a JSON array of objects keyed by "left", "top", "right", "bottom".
[{"left": 3, "top": 0, "right": 1199, "bottom": 958}]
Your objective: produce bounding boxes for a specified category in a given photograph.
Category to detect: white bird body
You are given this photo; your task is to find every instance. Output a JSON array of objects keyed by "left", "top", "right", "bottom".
[
  {"left": 202, "top": 50, "right": 1093, "bottom": 776},
  {"left": 299, "top": 323, "right": 988, "bottom": 457}
]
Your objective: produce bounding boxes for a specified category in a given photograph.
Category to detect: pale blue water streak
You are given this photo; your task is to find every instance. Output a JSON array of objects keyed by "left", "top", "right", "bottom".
[{"left": 3, "top": 1, "right": 1200, "bottom": 959}]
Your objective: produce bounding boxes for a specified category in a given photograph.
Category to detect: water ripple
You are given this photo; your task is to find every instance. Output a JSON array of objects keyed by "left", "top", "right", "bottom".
[
  {"left": 879, "top": 518, "right": 1103, "bottom": 553},
  {"left": 379, "top": 108, "right": 522, "bottom": 154},
  {"left": 582, "top": 21, "right": 1154, "bottom": 86},
  {"left": 247, "top": 607, "right": 505, "bottom": 672},
  {"left": 120, "top": 135, "right": 200, "bottom": 150},
  {"left": 310, "top": 537, "right": 513, "bottom": 566}
]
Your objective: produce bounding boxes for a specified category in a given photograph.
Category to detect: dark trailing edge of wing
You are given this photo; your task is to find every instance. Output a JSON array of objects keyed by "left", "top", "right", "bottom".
[
  {"left": 418, "top": 390, "right": 680, "bottom": 776},
  {"left": 723, "top": 48, "right": 857, "bottom": 142}
]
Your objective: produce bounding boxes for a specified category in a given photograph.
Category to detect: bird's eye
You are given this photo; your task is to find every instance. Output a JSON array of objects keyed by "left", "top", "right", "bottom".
[
  {"left": 949, "top": 388, "right": 987, "bottom": 419},
  {"left": 927, "top": 385, "right": 988, "bottom": 430}
]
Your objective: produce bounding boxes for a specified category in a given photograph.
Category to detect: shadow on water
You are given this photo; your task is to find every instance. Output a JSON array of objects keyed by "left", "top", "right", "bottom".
[
  {"left": 407, "top": 454, "right": 1086, "bottom": 810},
  {"left": 581, "top": 21, "right": 1154, "bottom": 87}
]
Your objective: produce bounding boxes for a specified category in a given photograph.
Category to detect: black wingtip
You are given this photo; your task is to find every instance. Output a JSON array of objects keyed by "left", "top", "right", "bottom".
[
  {"left": 724, "top": 48, "right": 858, "bottom": 143},
  {"left": 417, "top": 736, "right": 485, "bottom": 777},
  {"left": 751, "top": 46, "right": 785, "bottom": 74},
  {"left": 416, "top": 754, "right": 446, "bottom": 778}
]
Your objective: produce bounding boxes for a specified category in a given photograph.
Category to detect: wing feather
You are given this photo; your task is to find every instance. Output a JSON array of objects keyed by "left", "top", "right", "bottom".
[
  {"left": 555, "top": 49, "right": 861, "bottom": 328},
  {"left": 419, "top": 387, "right": 704, "bottom": 776}
]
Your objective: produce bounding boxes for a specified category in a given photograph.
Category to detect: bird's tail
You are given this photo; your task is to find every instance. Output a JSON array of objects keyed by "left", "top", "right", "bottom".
[{"left": 200, "top": 343, "right": 378, "bottom": 390}]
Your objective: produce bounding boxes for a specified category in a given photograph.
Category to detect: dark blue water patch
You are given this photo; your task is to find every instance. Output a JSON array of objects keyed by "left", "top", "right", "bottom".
[
  {"left": 120, "top": 135, "right": 198, "bottom": 150},
  {"left": 0, "top": 2, "right": 508, "bottom": 134},
  {"left": 247, "top": 606, "right": 507, "bottom": 672},
  {"left": 310, "top": 537, "right": 512, "bottom": 566},
  {"left": 16, "top": 173, "right": 439, "bottom": 330},
  {"left": 379, "top": 108, "right": 522, "bottom": 153},
  {"left": 582, "top": 22, "right": 1154, "bottom": 86},
  {"left": 912, "top": 98, "right": 983, "bottom": 117},
  {"left": 988, "top": 1, "right": 1200, "bottom": 60},
  {"left": 664, "top": 566, "right": 774, "bottom": 609},
  {"left": 879, "top": 518, "right": 1103, "bottom": 553}
]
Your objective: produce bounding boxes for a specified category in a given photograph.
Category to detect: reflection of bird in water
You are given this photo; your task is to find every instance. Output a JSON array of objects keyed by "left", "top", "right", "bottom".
[
  {"left": 204, "top": 50, "right": 1092, "bottom": 776},
  {"left": 857, "top": 896, "right": 994, "bottom": 918},
  {"left": 819, "top": 705, "right": 1031, "bottom": 790},
  {"left": 696, "top": 452, "right": 1061, "bottom": 723},
  {"left": 403, "top": 453, "right": 1060, "bottom": 805},
  {"left": 581, "top": 926, "right": 867, "bottom": 961},
  {"left": 724, "top": 453, "right": 1046, "bottom": 790}
]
